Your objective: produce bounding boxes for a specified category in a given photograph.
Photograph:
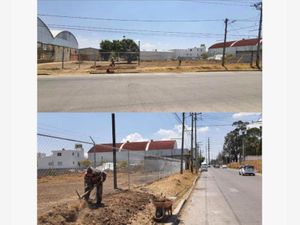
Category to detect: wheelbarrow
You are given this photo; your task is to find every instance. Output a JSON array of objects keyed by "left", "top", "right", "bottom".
[{"left": 152, "top": 196, "right": 175, "bottom": 221}]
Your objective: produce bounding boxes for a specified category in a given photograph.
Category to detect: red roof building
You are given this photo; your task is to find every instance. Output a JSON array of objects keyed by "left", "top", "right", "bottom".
[{"left": 87, "top": 140, "right": 177, "bottom": 153}]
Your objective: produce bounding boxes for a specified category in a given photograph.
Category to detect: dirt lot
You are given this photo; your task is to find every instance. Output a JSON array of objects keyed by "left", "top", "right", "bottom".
[
  {"left": 38, "top": 171, "right": 197, "bottom": 225},
  {"left": 228, "top": 160, "right": 262, "bottom": 173},
  {"left": 38, "top": 60, "right": 259, "bottom": 75}
]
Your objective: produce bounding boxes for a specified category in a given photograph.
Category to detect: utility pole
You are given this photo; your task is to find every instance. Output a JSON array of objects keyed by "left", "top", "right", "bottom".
[
  {"left": 208, "top": 137, "right": 210, "bottom": 165},
  {"left": 190, "top": 113, "right": 194, "bottom": 173},
  {"left": 138, "top": 41, "right": 141, "bottom": 66},
  {"left": 222, "top": 18, "right": 229, "bottom": 67},
  {"left": 194, "top": 114, "right": 198, "bottom": 172},
  {"left": 180, "top": 112, "right": 185, "bottom": 174},
  {"left": 90, "top": 136, "right": 96, "bottom": 167},
  {"left": 255, "top": 2, "right": 263, "bottom": 69},
  {"left": 111, "top": 113, "right": 117, "bottom": 189}
]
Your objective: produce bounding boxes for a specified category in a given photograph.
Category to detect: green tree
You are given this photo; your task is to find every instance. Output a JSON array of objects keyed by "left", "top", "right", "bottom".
[{"left": 100, "top": 39, "right": 139, "bottom": 63}]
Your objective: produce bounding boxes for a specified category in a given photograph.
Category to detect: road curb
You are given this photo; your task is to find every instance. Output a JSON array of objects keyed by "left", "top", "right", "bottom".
[{"left": 169, "top": 174, "right": 200, "bottom": 224}]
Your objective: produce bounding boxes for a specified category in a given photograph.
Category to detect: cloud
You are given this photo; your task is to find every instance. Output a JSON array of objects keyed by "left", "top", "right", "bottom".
[
  {"left": 141, "top": 42, "right": 158, "bottom": 51},
  {"left": 122, "top": 132, "right": 148, "bottom": 142},
  {"left": 198, "top": 126, "right": 209, "bottom": 133},
  {"left": 232, "top": 112, "right": 261, "bottom": 119}
]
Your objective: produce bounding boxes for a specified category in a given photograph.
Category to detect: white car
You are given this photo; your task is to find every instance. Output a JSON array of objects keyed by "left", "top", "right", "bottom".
[
  {"left": 239, "top": 165, "right": 255, "bottom": 176},
  {"left": 222, "top": 165, "right": 228, "bottom": 169}
]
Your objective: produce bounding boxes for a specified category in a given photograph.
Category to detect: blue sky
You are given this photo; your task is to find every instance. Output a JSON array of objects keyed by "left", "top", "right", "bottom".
[
  {"left": 37, "top": 112, "right": 262, "bottom": 159},
  {"left": 38, "top": 0, "right": 260, "bottom": 50}
]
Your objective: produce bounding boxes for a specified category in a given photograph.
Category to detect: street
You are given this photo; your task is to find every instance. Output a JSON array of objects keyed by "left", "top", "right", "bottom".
[
  {"left": 179, "top": 168, "right": 262, "bottom": 225},
  {"left": 38, "top": 71, "right": 262, "bottom": 112}
]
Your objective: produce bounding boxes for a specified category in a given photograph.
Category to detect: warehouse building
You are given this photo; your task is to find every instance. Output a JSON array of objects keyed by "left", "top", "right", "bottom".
[
  {"left": 37, "top": 17, "right": 79, "bottom": 63},
  {"left": 208, "top": 38, "right": 262, "bottom": 62},
  {"left": 87, "top": 140, "right": 189, "bottom": 164}
]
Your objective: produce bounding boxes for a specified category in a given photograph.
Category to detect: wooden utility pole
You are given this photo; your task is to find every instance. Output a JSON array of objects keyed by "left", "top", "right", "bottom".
[
  {"left": 255, "top": 2, "right": 262, "bottom": 69},
  {"left": 112, "top": 113, "right": 117, "bottom": 189},
  {"left": 180, "top": 112, "right": 185, "bottom": 174},
  {"left": 190, "top": 113, "right": 194, "bottom": 173},
  {"left": 222, "top": 18, "right": 229, "bottom": 67}
]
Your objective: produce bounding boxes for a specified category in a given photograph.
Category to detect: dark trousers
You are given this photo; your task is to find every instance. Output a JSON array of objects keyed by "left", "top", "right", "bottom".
[{"left": 84, "top": 182, "right": 103, "bottom": 204}]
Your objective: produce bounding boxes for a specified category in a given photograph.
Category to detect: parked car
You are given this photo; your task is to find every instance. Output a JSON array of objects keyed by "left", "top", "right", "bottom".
[
  {"left": 214, "top": 164, "right": 220, "bottom": 168},
  {"left": 239, "top": 165, "right": 255, "bottom": 176},
  {"left": 200, "top": 164, "right": 208, "bottom": 172},
  {"left": 222, "top": 164, "right": 228, "bottom": 169}
]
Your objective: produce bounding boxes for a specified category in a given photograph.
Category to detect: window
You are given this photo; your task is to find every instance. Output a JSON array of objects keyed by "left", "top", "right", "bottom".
[
  {"left": 57, "top": 162, "right": 63, "bottom": 166},
  {"left": 57, "top": 153, "right": 62, "bottom": 156},
  {"left": 72, "top": 152, "right": 74, "bottom": 156},
  {"left": 77, "top": 153, "right": 79, "bottom": 157},
  {"left": 48, "top": 162, "right": 54, "bottom": 166},
  {"left": 73, "top": 161, "right": 75, "bottom": 165}
]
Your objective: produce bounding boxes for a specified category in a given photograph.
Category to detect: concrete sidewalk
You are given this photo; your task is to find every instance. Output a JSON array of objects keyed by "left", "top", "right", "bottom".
[{"left": 178, "top": 172, "right": 241, "bottom": 225}]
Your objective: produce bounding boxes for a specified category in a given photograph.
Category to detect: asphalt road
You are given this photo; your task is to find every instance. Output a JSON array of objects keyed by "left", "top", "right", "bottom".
[
  {"left": 38, "top": 72, "right": 262, "bottom": 112},
  {"left": 179, "top": 168, "right": 262, "bottom": 225}
]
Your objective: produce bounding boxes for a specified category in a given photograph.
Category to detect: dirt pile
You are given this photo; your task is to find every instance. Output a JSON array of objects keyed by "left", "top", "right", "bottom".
[
  {"left": 38, "top": 190, "right": 154, "bottom": 225},
  {"left": 142, "top": 172, "right": 197, "bottom": 208}
]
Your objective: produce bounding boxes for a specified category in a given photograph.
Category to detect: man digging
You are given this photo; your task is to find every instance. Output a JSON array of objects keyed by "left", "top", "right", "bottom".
[{"left": 83, "top": 167, "right": 107, "bottom": 208}]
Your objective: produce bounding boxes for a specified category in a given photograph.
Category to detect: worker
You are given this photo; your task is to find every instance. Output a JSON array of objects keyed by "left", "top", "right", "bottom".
[{"left": 84, "top": 167, "right": 107, "bottom": 206}]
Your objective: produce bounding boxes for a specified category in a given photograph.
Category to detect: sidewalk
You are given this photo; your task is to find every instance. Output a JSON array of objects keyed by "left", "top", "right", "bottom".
[{"left": 178, "top": 172, "right": 240, "bottom": 225}]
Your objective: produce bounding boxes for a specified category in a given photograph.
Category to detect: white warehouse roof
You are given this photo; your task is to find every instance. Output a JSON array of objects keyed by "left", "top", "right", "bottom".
[{"left": 37, "top": 17, "right": 78, "bottom": 49}]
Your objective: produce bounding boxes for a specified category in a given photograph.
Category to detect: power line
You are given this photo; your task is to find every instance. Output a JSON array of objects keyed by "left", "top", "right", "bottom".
[{"left": 38, "top": 13, "right": 258, "bottom": 23}]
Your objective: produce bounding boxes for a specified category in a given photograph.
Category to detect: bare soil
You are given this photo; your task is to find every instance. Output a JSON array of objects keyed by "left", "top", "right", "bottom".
[
  {"left": 228, "top": 160, "right": 262, "bottom": 173},
  {"left": 38, "top": 60, "right": 259, "bottom": 75},
  {"left": 38, "top": 171, "right": 197, "bottom": 225}
]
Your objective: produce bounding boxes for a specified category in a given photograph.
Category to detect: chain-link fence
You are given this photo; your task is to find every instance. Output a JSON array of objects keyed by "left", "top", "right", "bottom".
[{"left": 37, "top": 133, "right": 186, "bottom": 216}]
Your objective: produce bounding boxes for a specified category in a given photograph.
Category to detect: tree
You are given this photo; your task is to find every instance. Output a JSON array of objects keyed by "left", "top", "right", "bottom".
[
  {"left": 100, "top": 39, "right": 139, "bottom": 63},
  {"left": 79, "top": 159, "right": 92, "bottom": 168},
  {"left": 222, "top": 121, "right": 262, "bottom": 163}
]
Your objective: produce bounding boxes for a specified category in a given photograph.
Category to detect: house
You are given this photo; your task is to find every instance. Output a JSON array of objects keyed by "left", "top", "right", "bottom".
[
  {"left": 37, "top": 17, "right": 78, "bottom": 63},
  {"left": 87, "top": 140, "right": 188, "bottom": 165},
  {"left": 208, "top": 38, "right": 262, "bottom": 62},
  {"left": 37, "top": 144, "right": 85, "bottom": 169}
]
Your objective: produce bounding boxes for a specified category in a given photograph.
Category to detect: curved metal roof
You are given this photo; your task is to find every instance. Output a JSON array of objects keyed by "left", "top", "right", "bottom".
[
  {"left": 37, "top": 17, "right": 78, "bottom": 49},
  {"left": 209, "top": 38, "right": 262, "bottom": 49},
  {"left": 88, "top": 140, "right": 177, "bottom": 153},
  {"left": 54, "top": 31, "right": 78, "bottom": 49}
]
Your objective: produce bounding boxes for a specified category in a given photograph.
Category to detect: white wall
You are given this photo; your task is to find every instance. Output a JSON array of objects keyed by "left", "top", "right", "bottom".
[
  {"left": 172, "top": 46, "right": 206, "bottom": 58},
  {"left": 37, "top": 149, "right": 85, "bottom": 169}
]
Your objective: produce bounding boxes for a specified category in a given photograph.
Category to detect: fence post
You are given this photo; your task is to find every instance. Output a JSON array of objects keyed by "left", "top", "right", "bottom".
[
  {"left": 62, "top": 47, "right": 65, "bottom": 69},
  {"left": 94, "top": 53, "right": 96, "bottom": 71},
  {"left": 127, "top": 150, "right": 130, "bottom": 190},
  {"left": 78, "top": 52, "right": 81, "bottom": 69}
]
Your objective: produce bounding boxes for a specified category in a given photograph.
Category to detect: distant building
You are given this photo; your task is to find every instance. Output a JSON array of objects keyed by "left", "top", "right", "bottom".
[
  {"left": 247, "top": 118, "right": 262, "bottom": 130},
  {"left": 171, "top": 44, "right": 206, "bottom": 59},
  {"left": 87, "top": 140, "right": 188, "bottom": 164},
  {"left": 37, "top": 144, "right": 85, "bottom": 169},
  {"left": 208, "top": 38, "right": 262, "bottom": 62},
  {"left": 140, "top": 50, "right": 175, "bottom": 61},
  {"left": 140, "top": 44, "right": 206, "bottom": 61},
  {"left": 78, "top": 47, "right": 101, "bottom": 61},
  {"left": 37, "top": 17, "right": 79, "bottom": 63}
]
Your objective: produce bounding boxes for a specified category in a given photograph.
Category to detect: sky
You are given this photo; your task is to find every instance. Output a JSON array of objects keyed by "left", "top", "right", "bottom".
[
  {"left": 37, "top": 112, "right": 262, "bottom": 160},
  {"left": 37, "top": 0, "right": 261, "bottom": 50}
]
